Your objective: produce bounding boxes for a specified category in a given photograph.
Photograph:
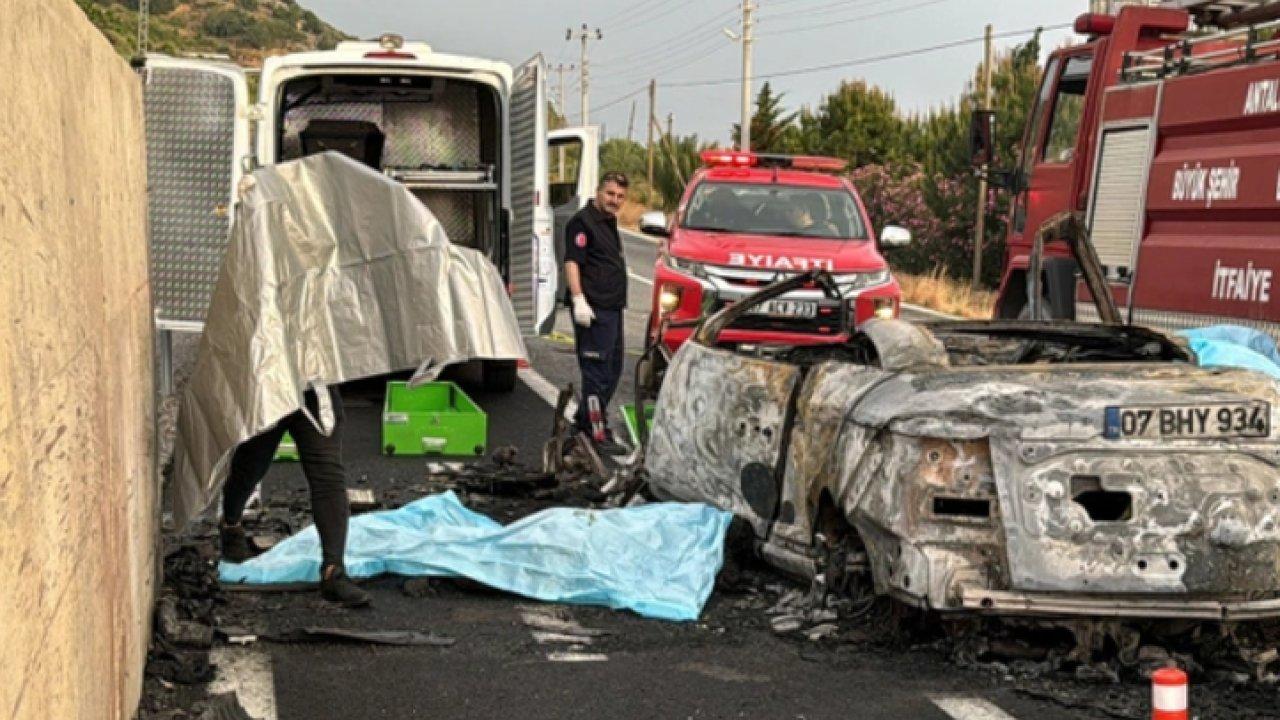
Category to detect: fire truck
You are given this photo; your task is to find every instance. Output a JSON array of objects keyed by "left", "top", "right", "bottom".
[
  {"left": 993, "top": 0, "right": 1280, "bottom": 338},
  {"left": 639, "top": 150, "right": 910, "bottom": 353}
]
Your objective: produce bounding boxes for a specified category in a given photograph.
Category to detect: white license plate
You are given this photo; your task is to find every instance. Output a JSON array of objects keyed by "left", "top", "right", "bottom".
[
  {"left": 1103, "top": 402, "right": 1270, "bottom": 440},
  {"left": 749, "top": 299, "right": 818, "bottom": 318}
]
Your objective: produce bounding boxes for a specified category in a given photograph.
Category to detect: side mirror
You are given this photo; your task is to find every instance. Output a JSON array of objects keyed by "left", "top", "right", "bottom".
[
  {"left": 639, "top": 211, "right": 670, "bottom": 238},
  {"left": 989, "top": 168, "right": 1026, "bottom": 194},
  {"left": 969, "top": 109, "right": 996, "bottom": 168},
  {"left": 879, "top": 225, "right": 912, "bottom": 247}
]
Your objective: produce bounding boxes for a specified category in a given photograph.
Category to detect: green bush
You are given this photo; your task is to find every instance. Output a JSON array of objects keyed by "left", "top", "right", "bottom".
[
  {"left": 300, "top": 10, "right": 324, "bottom": 34},
  {"left": 236, "top": 0, "right": 258, "bottom": 10},
  {"left": 201, "top": 8, "right": 253, "bottom": 38}
]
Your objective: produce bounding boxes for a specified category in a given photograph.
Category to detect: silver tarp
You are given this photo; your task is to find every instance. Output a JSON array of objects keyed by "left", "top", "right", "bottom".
[{"left": 171, "top": 152, "right": 526, "bottom": 528}]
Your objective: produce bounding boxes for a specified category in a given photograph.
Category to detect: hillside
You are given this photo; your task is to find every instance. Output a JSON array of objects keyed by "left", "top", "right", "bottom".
[{"left": 78, "top": 0, "right": 350, "bottom": 66}]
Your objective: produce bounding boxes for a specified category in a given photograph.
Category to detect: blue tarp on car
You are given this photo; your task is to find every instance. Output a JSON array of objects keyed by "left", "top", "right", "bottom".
[
  {"left": 219, "top": 491, "right": 733, "bottom": 622},
  {"left": 1180, "top": 325, "right": 1280, "bottom": 380}
]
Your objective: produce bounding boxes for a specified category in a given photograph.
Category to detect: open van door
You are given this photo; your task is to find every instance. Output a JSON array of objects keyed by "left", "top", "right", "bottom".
[
  {"left": 548, "top": 126, "right": 600, "bottom": 300},
  {"left": 139, "top": 56, "right": 250, "bottom": 389},
  {"left": 510, "top": 54, "right": 557, "bottom": 336}
]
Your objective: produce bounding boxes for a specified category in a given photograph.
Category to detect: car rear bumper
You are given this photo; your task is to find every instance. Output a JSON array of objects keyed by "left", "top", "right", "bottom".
[{"left": 953, "top": 587, "right": 1280, "bottom": 621}]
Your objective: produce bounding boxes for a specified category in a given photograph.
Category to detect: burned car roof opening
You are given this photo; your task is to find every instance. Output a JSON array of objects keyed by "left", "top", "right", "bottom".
[{"left": 644, "top": 269, "right": 1280, "bottom": 622}]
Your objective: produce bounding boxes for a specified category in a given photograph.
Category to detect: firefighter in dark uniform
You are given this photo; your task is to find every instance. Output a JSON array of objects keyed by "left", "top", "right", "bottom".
[{"left": 564, "top": 171, "right": 630, "bottom": 452}]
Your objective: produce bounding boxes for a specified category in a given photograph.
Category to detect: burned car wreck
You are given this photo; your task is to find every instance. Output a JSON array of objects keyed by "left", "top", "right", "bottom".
[{"left": 644, "top": 218, "right": 1280, "bottom": 622}]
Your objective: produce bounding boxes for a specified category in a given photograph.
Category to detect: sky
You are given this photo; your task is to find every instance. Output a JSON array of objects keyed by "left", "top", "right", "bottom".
[{"left": 303, "top": 0, "right": 1090, "bottom": 144}]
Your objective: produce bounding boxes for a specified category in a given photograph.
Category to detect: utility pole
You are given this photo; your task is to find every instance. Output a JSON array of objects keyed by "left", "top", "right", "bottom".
[
  {"left": 724, "top": 2, "right": 756, "bottom": 150},
  {"left": 626, "top": 100, "right": 637, "bottom": 143},
  {"left": 137, "top": 0, "right": 150, "bottom": 58},
  {"left": 551, "top": 63, "right": 575, "bottom": 117},
  {"left": 551, "top": 63, "right": 574, "bottom": 180},
  {"left": 567, "top": 24, "right": 603, "bottom": 124},
  {"left": 972, "top": 23, "right": 994, "bottom": 292},
  {"left": 647, "top": 79, "right": 656, "bottom": 186},
  {"left": 740, "top": 1, "right": 755, "bottom": 151},
  {"left": 666, "top": 112, "right": 674, "bottom": 140}
]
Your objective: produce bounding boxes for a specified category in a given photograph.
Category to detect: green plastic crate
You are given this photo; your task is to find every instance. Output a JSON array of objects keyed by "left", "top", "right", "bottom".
[
  {"left": 274, "top": 431, "right": 300, "bottom": 462},
  {"left": 382, "top": 381, "right": 487, "bottom": 456},
  {"left": 621, "top": 403, "right": 655, "bottom": 447}
]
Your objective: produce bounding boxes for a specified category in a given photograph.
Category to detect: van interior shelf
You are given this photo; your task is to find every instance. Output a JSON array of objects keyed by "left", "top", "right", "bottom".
[{"left": 384, "top": 165, "right": 497, "bottom": 191}]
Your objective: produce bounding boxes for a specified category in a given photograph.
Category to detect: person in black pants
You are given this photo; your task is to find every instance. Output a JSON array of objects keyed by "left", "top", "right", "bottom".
[
  {"left": 219, "top": 388, "right": 371, "bottom": 607},
  {"left": 564, "top": 171, "right": 630, "bottom": 453}
]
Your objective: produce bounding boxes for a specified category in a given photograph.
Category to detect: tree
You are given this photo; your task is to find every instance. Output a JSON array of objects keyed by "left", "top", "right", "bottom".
[
  {"left": 767, "top": 35, "right": 1044, "bottom": 286},
  {"left": 652, "top": 133, "right": 712, "bottom": 211},
  {"left": 788, "top": 81, "right": 906, "bottom": 168},
  {"left": 731, "top": 82, "right": 798, "bottom": 153}
]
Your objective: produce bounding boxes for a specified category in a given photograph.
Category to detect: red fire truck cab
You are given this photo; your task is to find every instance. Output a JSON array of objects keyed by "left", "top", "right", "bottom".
[
  {"left": 996, "top": 1, "right": 1280, "bottom": 337},
  {"left": 640, "top": 150, "right": 910, "bottom": 352}
]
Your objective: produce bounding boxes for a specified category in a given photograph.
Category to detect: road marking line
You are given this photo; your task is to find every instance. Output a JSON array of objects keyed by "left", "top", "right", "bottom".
[
  {"left": 621, "top": 228, "right": 659, "bottom": 245},
  {"left": 518, "top": 367, "right": 561, "bottom": 407},
  {"left": 519, "top": 608, "right": 610, "bottom": 637},
  {"left": 928, "top": 695, "right": 1019, "bottom": 720},
  {"left": 547, "top": 651, "right": 609, "bottom": 662},
  {"left": 628, "top": 271, "right": 654, "bottom": 287},
  {"left": 531, "top": 631, "right": 595, "bottom": 645},
  {"left": 521, "top": 607, "right": 610, "bottom": 662},
  {"left": 208, "top": 646, "right": 278, "bottom": 720}
]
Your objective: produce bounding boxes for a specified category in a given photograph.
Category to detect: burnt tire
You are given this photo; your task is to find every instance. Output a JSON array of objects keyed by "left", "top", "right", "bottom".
[{"left": 481, "top": 359, "right": 518, "bottom": 393}]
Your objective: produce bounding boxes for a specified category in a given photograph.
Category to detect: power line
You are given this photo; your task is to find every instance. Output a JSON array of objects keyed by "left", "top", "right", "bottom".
[
  {"left": 758, "top": 0, "right": 952, "bottom": 37},
  {"left": 592, "top": 85, "right": 651, "bottom": 115},
  {"left": 762, "top": 0, "right": 840, "bottom": 7},
  {"left": 594, "top": 4, "right": 739, "bottom": 68},
  {"left": 761, "top": 0, "right": 893, "bottom": 22},
  {"left": 597, "top": 0, "right": 670, "bottom": 27},
  {"left": 593, "top": 5, "right": 740, "bottom": 87},
  {"left": 624, "top": 0, "right": 690, "bottom": 30},
  {"left": 552, "top": 37, "right": 572, "bottom": 65},
  {"left": 662, "top": 23, "right": 1071, "bottom": 88},
  {"left": 596, "top": 34, "right": 736, "bottom": 88}
]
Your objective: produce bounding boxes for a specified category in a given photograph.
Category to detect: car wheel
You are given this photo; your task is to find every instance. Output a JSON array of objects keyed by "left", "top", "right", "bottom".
[{"left": 481, "top": 359, "right": 518, "bottom": 393}]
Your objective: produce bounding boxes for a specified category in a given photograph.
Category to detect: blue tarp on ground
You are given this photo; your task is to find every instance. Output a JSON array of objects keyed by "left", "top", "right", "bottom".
[
  {"left": 219, "top": 491, "right": 733, "bottom": 622},
  {"left": 1180, "top": 325, "right": 1280, "bottom": 380}
]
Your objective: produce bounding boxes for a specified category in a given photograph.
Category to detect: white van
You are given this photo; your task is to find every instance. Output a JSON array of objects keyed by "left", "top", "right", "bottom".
[{"left": 141, "top": 35, "right": 598, "bottom": 391}]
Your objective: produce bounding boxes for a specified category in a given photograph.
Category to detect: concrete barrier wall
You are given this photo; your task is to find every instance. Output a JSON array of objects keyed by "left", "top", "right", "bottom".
[{"left": 0, "top": 2, "right": 155, "bottom": 719}]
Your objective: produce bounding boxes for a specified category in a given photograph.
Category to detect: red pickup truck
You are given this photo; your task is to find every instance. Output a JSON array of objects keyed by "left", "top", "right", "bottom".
[{"left": 639, "top": 151, "right": 910, "bottom": 351}]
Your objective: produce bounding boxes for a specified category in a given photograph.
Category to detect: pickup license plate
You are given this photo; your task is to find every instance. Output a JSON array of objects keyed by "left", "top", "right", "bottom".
[
  {"left": 1103, "top": 402, "right": 1270, "bottom": 440},
  {"left": 750, "top": 299, "right": 818, "bottom": 319}
]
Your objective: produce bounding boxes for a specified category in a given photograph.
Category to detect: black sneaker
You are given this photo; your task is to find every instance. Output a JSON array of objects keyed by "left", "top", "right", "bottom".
[
  {"left": 219, "top": 523, "right": 255, "bottom": 563},
  {"left": 320, "top": 566, "right": 372, "bottom": 608}
]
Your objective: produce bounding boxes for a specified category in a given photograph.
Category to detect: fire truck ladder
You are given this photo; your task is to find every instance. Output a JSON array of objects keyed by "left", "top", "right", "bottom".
[
  {"left": 1124, "top": 5, "right": 1280, "bottom": 81},
  {"left": 1164, "top": 1, "right": 1280, "bottom": 26}
]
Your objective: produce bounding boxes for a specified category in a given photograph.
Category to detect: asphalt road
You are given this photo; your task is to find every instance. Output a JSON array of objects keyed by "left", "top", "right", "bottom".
[{"left": 206, "top": 229, "right": 1142, "bottom": 720}]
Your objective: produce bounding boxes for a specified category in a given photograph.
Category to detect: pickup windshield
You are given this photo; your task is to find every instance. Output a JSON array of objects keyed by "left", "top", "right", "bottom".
[{"left": 682, "top": 181, "right": 867, "bottom": 239}]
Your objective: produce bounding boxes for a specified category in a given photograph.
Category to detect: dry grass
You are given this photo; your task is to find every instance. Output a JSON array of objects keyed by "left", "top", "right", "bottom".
[
  {"left": 896, "top": 268, "right": 995, "bottom": 319},
  {"left": 616, "top": 199, "right": 651, "bottom": 229}
]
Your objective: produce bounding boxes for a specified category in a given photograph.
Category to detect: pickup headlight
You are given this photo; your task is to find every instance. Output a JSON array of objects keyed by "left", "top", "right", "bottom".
[
  {"left": 666, "top": 255, "right": 707, "bottom": 278},
  {"left": 658, "top": 284, "right": 683, "bottom": 314},
  {"left": 834, "top": 269, "right": 891, "bottom": 294}
]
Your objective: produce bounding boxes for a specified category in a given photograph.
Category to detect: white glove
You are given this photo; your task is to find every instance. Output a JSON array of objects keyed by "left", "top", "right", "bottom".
[{"left": 572, "top": 294, "right": 595, "bottom": 327}]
